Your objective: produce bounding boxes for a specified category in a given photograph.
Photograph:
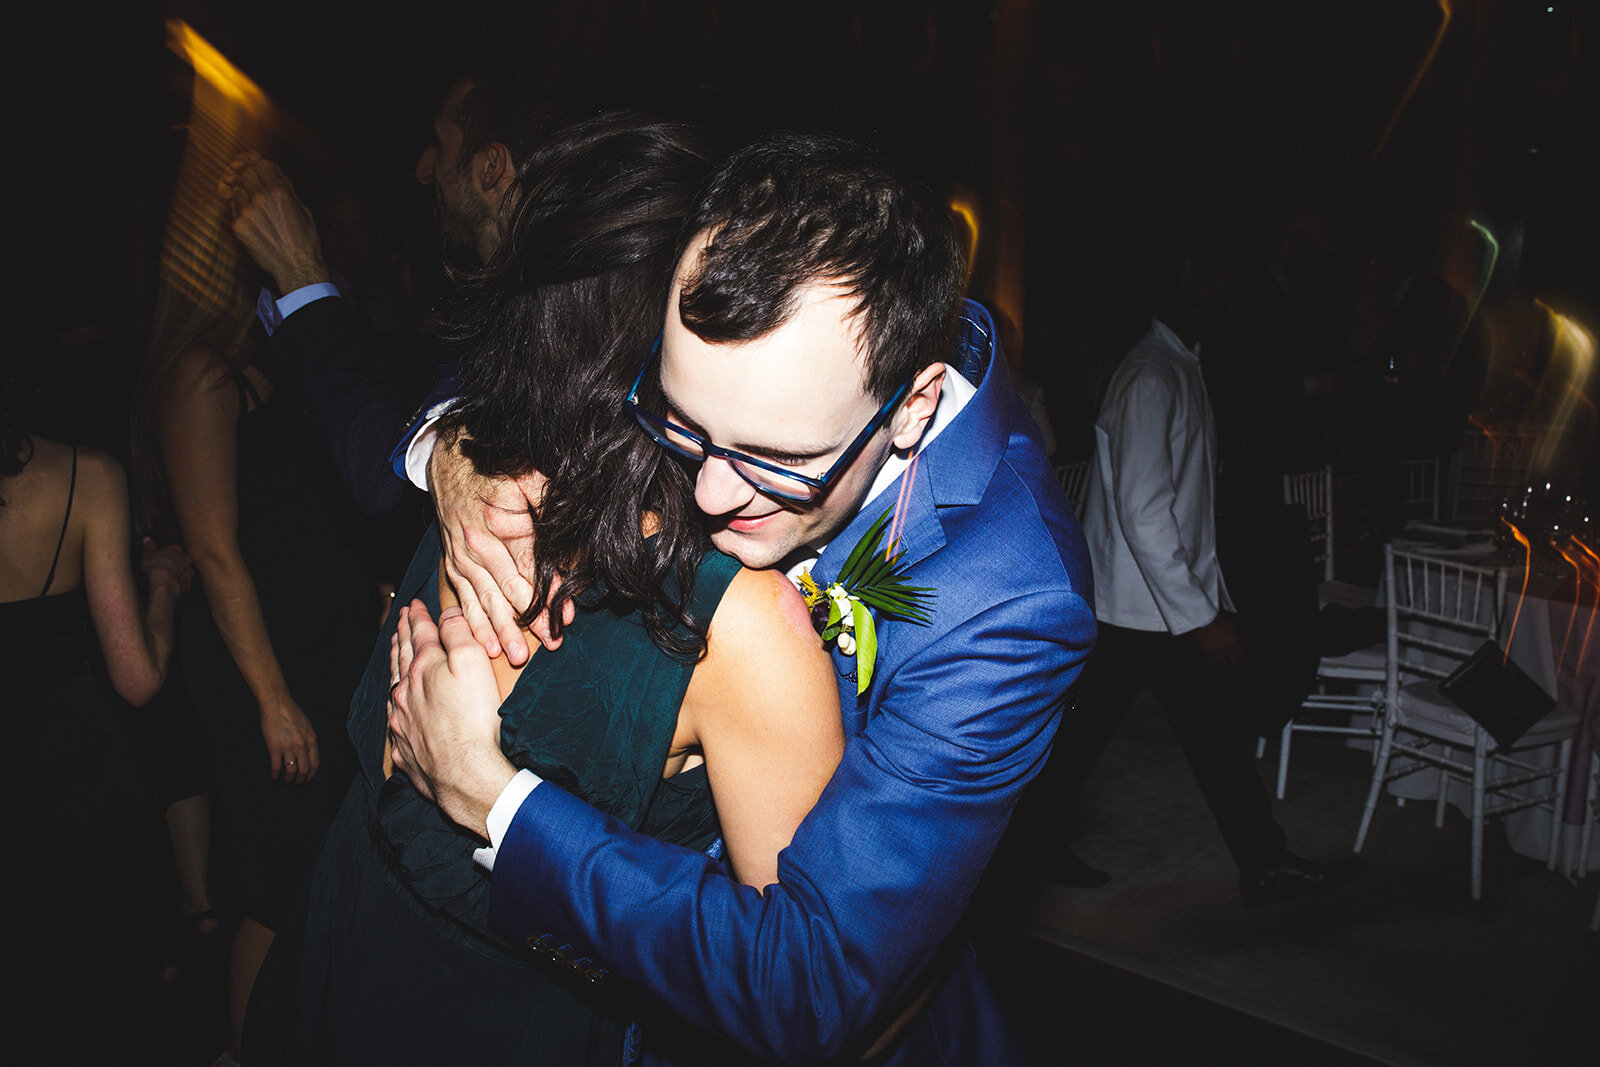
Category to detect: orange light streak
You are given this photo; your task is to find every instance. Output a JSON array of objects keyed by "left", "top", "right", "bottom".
[
  {"left": 1373, "top": 0, "right": 1452, "bottom": 163},
  {"left": 1501, "top": 519, "right": 1532, "bottom": 665},
  {"left": 1554, "top": 539, "right": 1583, "bottom": 675},
  {"left": 1574, "top": 540, "right": 1600, "bottom": 670}
]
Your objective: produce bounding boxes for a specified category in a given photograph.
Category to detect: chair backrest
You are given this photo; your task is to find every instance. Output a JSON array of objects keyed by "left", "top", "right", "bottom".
[
  {"left": 1056, "top": 459, "right": 1092, "bottom": 516},
  {"left": 1449, "top": 429, "right": 1539, "bottom": 519},
  {"left": 1398, "top": 456, "right": 1441, "bottom": 520},
  {"left": 1284, "top": 464, "right": 1335, "bottom": 582},
  {"left": 1384, "top": 544, "right": 1509, "bottom": 709}
]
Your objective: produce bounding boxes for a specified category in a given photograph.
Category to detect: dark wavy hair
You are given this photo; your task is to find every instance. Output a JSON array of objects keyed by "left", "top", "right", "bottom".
[
  {"left": 677, "top": 131, "right": 966, "bottom": 401},
  {"left": 439, "top": 113, "right": 718, "bottom": 658},
  {"left": 0, "top": 370, "right": 35, "bottom": 506}
]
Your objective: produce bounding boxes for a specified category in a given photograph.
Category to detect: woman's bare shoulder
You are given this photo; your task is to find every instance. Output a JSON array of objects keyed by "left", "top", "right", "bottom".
[{"left": 708, "top": 566, "right": 822, "bottom": 659}]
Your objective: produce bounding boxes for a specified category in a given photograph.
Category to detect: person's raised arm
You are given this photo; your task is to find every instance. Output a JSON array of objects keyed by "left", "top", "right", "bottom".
[
  {"left": 678, "top": 567, "right": 843, "bottom": 888},
  {"left": 221, "top": 153, "right": 330, "bottom": 298},
  {"left": 77, "top": 449, "right": 189, "bottom": 705},
  {"left": 159, "top": 346, "right": 319, "bottom": 784},
  {"left": 220, "top": 153, "right": 429, "bottom": 519}
]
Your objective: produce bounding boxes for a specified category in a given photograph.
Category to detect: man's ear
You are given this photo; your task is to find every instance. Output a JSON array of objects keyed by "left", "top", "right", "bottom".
[
  {"left": 888, "top": 363, "right": 945, "bottom": 452},
  {"left": 478, "top": 141, "right": 514, "bottom": 195}
]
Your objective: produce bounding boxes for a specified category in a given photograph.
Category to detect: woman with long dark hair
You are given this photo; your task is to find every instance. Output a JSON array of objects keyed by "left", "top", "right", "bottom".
[{"left": 244, "top": 113, "right": 843, "bottom": 1065}]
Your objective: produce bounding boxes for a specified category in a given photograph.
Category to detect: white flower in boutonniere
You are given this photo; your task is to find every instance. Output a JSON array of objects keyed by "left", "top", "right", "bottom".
[{"left": 793, "top": 508, "right": 935, "bottom": 695}]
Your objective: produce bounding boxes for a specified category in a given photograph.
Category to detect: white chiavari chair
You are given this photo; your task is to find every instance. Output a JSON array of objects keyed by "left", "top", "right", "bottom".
[
  {"left": 1355, "top": 545, "right": 1579, "bottom": 899},
  {"left": 1268, "top": 465, "right": 1386, "bottom": 797}
]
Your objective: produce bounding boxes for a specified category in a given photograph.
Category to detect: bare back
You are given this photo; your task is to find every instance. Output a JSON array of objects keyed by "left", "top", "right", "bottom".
[{"left": 0, "top": 438, "right": 88, "bottom": 602}]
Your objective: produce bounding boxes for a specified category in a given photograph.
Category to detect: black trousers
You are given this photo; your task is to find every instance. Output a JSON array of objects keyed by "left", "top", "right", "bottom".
[{"left": 1041, "top": 620, "right": 1288, "bottom": 874}]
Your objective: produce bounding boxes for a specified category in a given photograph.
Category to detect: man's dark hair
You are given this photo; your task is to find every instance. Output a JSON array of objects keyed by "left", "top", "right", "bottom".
[
  {"left": 677, "top": 132, "right": 965, "bottom": 401},
  {"left": 440, "top": 113, "right": 718, "bottom": 657},
  {"left": 449, "top": 70, "right": 567, "bottom": 177}
]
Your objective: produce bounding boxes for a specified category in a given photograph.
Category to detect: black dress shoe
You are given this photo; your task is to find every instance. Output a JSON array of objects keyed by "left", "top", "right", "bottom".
[
  {"left": 1037, "top": 848, "right": 1112, "bottom": 889},
  {"left": 1239, "top": 853, "right": 1367, "bottom": 907}
]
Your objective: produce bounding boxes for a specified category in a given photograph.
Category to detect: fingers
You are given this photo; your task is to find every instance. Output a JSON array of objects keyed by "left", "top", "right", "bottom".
[
  {"left": 405, "top": 599, "right": 445, "bottom": 663},
  {"left": 461, "top": 528, "right": 530, "bottom": 664},
  {"left": 443, "top": 554, "right": 503, "bottom": 659},
  {"left": 396, "top": 602, "right": 417, "bottom": 683},
  {"left": 436, "top": 605, "right": 478, "bottom": 657}
]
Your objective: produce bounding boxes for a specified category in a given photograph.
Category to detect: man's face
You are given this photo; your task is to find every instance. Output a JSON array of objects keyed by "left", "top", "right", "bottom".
[
  {"left": 657, "top": 253, "right": 899, "bottom": 570},
  {"left": 414, "top": 80, "right": 489, "bottom": 258}
]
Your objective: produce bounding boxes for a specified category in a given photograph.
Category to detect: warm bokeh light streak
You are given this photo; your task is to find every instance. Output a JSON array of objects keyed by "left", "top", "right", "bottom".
[
  {"left": 1554, "top": 538, "right": 1584, "bottom": 675},
  {"left": 1574, "top": 540, "right": 1600, "bottom": 669},
  {"left": 1529, "top": 301, "right": 1596, "bottom": 479},
  {"left": 168, "top": 19, "right": 267, "bottom": 108},
  {"left": 1502, "top": 518, "right": 1532, "bottom": 665},
  {"left": 157, "top": 20, "right": 275, "bottom": 323},
  {"left": 947, "top": 191, "right": 980, "bottom": 291},
  {"left": 1372, "top": 0, "right": 1451, "bottom": 163}
]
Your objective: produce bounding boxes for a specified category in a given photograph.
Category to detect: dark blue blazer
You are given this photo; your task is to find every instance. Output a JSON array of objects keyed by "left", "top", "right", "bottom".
[
  {"left": 488, "top": 302, "right": 1095, "bottom": 1064},
  {"left": 265, "top": 295, "right": 442, "bottom": 519}
]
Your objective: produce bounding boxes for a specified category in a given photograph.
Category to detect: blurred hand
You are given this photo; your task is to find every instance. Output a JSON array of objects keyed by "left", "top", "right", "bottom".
[
  {"left": 259, "top": 695, "right": 320, "bottom": 784},
  {"left": 219, "top": 152, "right": 331, "bottom": 296},
  {"left": 140, "top": 537, "right": 193, "bottom": 595},
  {"left": 429, "top": 433, "right": 571, "bottom": 663},
  {"left": 387, "top": 601, "right": 516, "bottom": 837},
  {"left": 1192, "top": 613, "right": 1246, "bottom": 666}
]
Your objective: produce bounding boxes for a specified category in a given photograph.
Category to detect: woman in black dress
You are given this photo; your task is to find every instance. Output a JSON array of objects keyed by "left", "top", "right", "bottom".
[{"left": 0, "top": 376, "right": 190, "bottom": 1049}]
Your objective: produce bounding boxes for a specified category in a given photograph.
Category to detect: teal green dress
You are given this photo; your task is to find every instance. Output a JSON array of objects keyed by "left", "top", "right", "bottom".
[{"left": 246, "top": 524, "right": 738, "bottom": 1066}]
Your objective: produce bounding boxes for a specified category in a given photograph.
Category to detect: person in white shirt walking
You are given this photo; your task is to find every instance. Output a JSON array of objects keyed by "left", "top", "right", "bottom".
[{"left": 1054, "top": 251, "right": 1365, "bottom": 907}]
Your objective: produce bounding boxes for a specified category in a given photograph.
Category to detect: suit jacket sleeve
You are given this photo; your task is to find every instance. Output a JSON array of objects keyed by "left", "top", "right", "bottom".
[
  {"left": 1104, "top": 373, "right": 1216, "bottom": 633},
  {"left": 488, "top": 584, "right": 1094, "bottom": 1063},
  {"left": 266, "top": 295, "right": 432, "bottom": 518}
]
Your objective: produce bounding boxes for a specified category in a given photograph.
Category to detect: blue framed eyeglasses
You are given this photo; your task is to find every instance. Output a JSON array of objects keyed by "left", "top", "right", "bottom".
[{"left": 624, "top": 333, "right": 910, "bottom": 503}]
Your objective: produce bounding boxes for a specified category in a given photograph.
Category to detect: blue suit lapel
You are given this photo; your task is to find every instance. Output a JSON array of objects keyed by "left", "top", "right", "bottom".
[{"left": 813, "top": 299, "right": 1010, "bottom": 588}]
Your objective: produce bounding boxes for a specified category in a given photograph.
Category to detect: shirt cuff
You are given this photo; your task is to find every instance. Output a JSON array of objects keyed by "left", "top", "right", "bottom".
[
  {"left": 403, "top": 400, "right": 458, "bottom": 491},
  {"left": 277, "top": 282, "right": 341, "bottom": 321},
  {"left": 471, "top": 768, "right": 542, "bottom": 872}
]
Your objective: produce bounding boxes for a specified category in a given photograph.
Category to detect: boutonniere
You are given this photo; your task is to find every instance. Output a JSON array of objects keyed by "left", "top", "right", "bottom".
[{"left": 794, "top": 507, "right": 935, "bottom": 695}]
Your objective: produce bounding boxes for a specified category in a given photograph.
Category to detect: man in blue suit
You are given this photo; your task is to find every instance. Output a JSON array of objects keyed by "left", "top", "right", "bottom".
[{"left": 388, "top": 132, "right": 1095, "bottom": 1064}]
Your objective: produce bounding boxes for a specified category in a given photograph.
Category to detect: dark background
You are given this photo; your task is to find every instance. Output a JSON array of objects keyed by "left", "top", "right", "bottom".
[{"left": 17, "top": 0, "right": 1598, "bottom": 460}]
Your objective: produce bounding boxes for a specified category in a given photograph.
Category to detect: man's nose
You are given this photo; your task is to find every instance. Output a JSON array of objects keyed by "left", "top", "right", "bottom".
[
  {"left": 695, "top": 456, "right": 758, "bottom": 517},
  {"left": 415, "top": 145, "right": 437, "bottom": 185}
]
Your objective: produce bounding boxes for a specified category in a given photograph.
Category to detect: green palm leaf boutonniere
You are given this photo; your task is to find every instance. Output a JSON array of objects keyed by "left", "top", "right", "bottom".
[{"left": 795, "top": 507, "right": 936, "bottom": 695}]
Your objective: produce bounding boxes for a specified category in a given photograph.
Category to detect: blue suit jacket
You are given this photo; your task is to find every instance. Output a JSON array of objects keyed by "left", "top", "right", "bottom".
[{"left": 488, "top": 301, "right": 1095, "bottom": 1064}]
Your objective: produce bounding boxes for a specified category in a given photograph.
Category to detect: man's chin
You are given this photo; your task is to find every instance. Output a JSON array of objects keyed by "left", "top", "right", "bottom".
[{"left": 707, "top": 528, "right": 789, "bottom": 571}]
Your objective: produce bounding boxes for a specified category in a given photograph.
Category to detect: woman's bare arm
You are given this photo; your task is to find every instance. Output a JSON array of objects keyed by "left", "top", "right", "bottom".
[
  {"left": 159, "top": 345, "right": 319, "bottom": 784},
  {"left": 77, "top": 449, "right": 182, "bottom": 705},
  {"left": 678, "top": 567, "right": 844, "bottom": 889}
]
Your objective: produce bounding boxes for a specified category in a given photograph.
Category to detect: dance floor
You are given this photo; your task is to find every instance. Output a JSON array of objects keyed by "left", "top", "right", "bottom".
[{"left": 979, "top": 692, "right": 1598, "bottom": 1067}]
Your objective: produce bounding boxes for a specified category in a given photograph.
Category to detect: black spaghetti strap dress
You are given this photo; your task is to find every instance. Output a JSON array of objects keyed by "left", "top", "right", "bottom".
[{"left": 0, "top": 446, "right": 166, "bottom": 1044}]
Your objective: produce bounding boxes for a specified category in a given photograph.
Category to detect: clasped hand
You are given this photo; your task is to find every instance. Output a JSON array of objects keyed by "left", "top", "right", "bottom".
[
  {"left": 387, "top": 601, "right": 517, "bottom": 838},
  {"left": 140, "top": 537, "right": 193, "bottom": 597}
]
